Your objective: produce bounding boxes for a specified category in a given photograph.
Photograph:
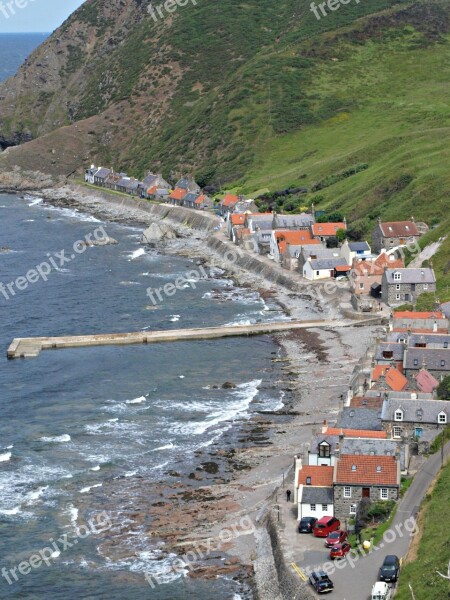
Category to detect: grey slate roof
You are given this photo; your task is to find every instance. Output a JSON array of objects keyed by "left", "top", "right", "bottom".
[
  {"left": 409, "top": 333, "right": 450, "bottom": 348},
  {"left": 302, "top": 246, "right": 340, "bottom": 260},
  {"left": 142, "top": 173, "right": 158, "bottom": 187},
  {"left": 183, "top": 192, "right": 199, "bottom": 204},
  {"left": 375, "top": 343, "right": 405, "bottom": 362},
  {"left": 381, "top": 398, "right": 449, "bottom": 423},
  {"left": 404, "top": 347, "right": 450, "bottom": 371},
  {"left": 337, "top": 407, "right": 382, "bottom": 431},
  {"left": 441, "top": 301, "right": 450, "bottom": 318},
  {"left": 310, "top": 257, "right": 348, "bottom": 270},
  {"left": 286, "top": 245, "right": 304, "bottom": 258},
  {"left": 349, "top": 241, "right": 370, "bottom": 252},
  {"left": 383, "top": 268, "right": 436, "bottom": 284},
  {"left": 301, "top": 486, "right": 334, "bottom": 505},
  {"left": 310, "top": 434, "right": 339, "bottom": 453},
  {"left": 275, "top": 213, "right": 314, "bottom": 228},
  {"left": 94, "top": 167, "right": 111, "bottom": 179},
  {"left": 366, "top": 390, "right": 434, "bottom": 400}
]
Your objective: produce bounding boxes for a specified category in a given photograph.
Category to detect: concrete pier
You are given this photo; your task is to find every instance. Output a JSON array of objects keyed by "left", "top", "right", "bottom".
[{"left": 7, "top": 317, "right": 384, "bottom": 359}]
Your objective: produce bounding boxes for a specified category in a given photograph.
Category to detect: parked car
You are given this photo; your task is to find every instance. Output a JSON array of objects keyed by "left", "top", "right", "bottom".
[
  {"left": 309, "top": 570, "right": 334, "bottom": 594},
  {"left": 313, "top": 516, "right": 341, "bottom": 538},
  {"left": 330, "top": 542, "right": 351, "bottom": 560},
  {"left": 325, "top": 529, "right": 348, "bottom": 547},
  {"left": 371, "top": 581, "right": 392, "bottom": 600},
  {"left": 298, "top": 517, "right": 317, "bottom": 533},
  {"left": 378, "top": 555, "right": 400, "bottom": 583}
]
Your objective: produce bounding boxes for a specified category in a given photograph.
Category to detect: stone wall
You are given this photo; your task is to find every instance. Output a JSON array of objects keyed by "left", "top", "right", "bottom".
[{"left": 333, "top": 485, "right": 398, "bottom": 522}]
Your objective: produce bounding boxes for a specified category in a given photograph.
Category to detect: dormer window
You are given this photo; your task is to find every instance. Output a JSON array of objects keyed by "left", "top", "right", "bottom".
[
  {"left": 438, "top": 412, "right": 447, "bottom": 424},
  {"left": 394, "top": 272, "right": 401, "bottom": 281},
  {"left": 414, "top": 359, "right": 419, "bottom": 367},
  {"left": 319, "top": 442, "right": 331, "bottom": 458},
  {"left": 306, "top": 476, "right": 312, "bottom": 485},
  {"left": 351, "top": 465, "right": 357, "bottom": 472},
  {"left": 441, "top": 360, "right": 446, "bottom": 367},
  {"left": 376, "top": 466, "right": 382, "bottom": 473},
  {"left": 416, "top": 409, "right": 423, "bottom": 419},
  {"left": 394, "top": 410, "right": 403, "bottom": 422}
]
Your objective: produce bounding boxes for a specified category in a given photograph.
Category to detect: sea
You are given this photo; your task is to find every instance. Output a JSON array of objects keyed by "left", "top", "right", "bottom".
[{"left": 0, "top": 35, "right": 298, "bottom": 599}]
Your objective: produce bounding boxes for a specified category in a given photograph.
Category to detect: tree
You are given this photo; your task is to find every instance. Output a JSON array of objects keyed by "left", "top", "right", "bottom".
[
  {"left": 336, "top": 228, "right": 347, "bottom": 243},
  {"left": 437, "top": 375, "right": 450, "bottom": 400}
]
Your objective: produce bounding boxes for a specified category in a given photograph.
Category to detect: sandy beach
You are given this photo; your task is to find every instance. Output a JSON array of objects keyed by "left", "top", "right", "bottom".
[{"left": 14, "top": 183, "right": 386, "bottom": 597}]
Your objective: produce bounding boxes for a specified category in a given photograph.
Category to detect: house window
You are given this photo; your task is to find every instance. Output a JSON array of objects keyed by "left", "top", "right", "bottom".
[
  {"left": 396, "top": 294, "right": 401, "bottom": 300},
  {"left": 441, "top": 360, "right": 446, "bottom": 367},
  {"left": 316, "top": 271, "right": 320, "bottom": 276},
  {"left": 306, "top": 477, "right": 312, "bottom": 485},
  {"left": 438, "top": 412, "right": 447, "bottom": 424},
  {"left": 394, "top": 410, "right": 403, "bottom": 421},
  {"left": 423, "top": 284, "right": 428, "bottom": 290},
  {"left": 322, "top": 504, "right": 328, "bottom": 511},
  {"left": 344, "top": 486, "right": 352, "bottom": 498},
  {"left": 360, "top": 283, "right": 364, "bottom": 289},
  {"left": 414, "top": 359, "right": 419, "bottom": 366},
  {"left": 444, "top": 342, "right": 448, "bottom": 349},
  {"left": 310, "top": 504, "right": 316, "bottom": 511},
  {"left": 380, "top": 488, "right": 389, "bottom": 500},
  {"left": 376, "top": 466, "right": 382, "bottom": 473},
  {"left": 319, "top": 444, "right": 331, "bottom": 458},
  {"left": 350, "top": 504, "right": 357, "bottom": 515},
  {"left": 394, "top": 272, "right": 401, "bottom": 281},
  {"left": 396, "top": 284, "right": 401, "bottom": 291},
  {"left": 393, "top": 426, "right": 402, "bottom": 439}
]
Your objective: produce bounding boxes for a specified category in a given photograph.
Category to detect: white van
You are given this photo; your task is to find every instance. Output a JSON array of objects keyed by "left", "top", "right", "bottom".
[{"left": 371, "top": 581, "right": 392, "bottom": 600}]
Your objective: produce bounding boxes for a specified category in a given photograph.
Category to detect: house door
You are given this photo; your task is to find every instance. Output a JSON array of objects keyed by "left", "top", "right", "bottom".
[
  {"left": 362, "top": 488, "right": 370, "bottom": 498},
  {"left": 399, "top": 238, "right": 405, "bottom": 245}
]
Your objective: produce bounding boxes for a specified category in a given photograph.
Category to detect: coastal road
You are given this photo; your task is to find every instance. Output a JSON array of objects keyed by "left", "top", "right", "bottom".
[{"left": 293, "top": 442, "right": 450, "bottom": 600}]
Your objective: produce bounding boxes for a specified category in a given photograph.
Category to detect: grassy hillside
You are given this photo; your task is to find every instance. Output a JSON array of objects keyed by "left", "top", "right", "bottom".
[{"left": 395, "top": 459, "right": 450, "bottom": 599}]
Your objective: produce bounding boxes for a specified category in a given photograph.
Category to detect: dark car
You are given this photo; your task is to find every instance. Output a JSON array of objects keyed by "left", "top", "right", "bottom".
[
  {"left": 330, "top": 541, "right": 351, "bottom": 560},
  {"left": 379, "top": 555, "right": 400, "bottom": 583},
  {"left": 313, "top": 516, "right": 341, "bottom": 538},
  {"left": 309, "top": 570, "right": 334, "bottom": 594},
  {"left": 298, "top": 517, "right": 318, "bottom": 533},
  {"left": 325, "top": 529, "right": 348, "bottom": 548}
]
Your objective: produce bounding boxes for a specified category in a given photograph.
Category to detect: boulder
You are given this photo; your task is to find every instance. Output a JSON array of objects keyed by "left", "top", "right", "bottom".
[
  {"left": 141, "top": 222, "right": 177, "bottom": 244},
  {"left": 222, "top": 382, "right": 237, "bottom": 389}
]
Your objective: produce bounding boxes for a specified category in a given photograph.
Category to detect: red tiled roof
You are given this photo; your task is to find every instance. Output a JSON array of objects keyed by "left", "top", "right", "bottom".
[
  {"left": 385, "top": 367, "right": 408, "bottom": 392},
  {"left": 236, "top": 227, "right": 250, "bottom": 239},
  {"left": 195, "top": 194, "right": 206, "bottom": 205},
  {"left": 350, "top": 396, "right": 384, "bottom": 409},
  {"left": 415, "top": 369, "right": 439, "bottom": 393},
  {"left": 324, "top": 427, "right": 387, "bottom": 439},
  {"left": 312, "top": 222, "right": 346, "bottom": 237},
  {"left": 380, "top": 221, "right": 419, "bottom": 238},
  {"left": 394, "top": 311, "right": 445, "bottom": 320},
  {"left": 231, "top": 214, "right": 246, "bottom": 225},
  {"left": 353, "top": 254, "right": 404, "bottom": 276},
  {"left": 169, "top": 188, "right": 187, "bottom": 201},
  {"left": 276, "top": 230, "right": 318, "bottom": 255},
  {"left": 335, "top": 265, "right": 351, "bottom": 272},
  {"left": 298, "top": 466, "right": 333, "bottom": 487},
  {"left": 222, "top": 194, "right": 239, "bottom": 206},
  {"left": 335, "top": 455, "right": 398, "bottom": 486},
  {"left": 147, "top": 186, "right": 157, "bottom": 196},
  {"left": 372, "top": 365, "right": 390, "bottom": 381}
]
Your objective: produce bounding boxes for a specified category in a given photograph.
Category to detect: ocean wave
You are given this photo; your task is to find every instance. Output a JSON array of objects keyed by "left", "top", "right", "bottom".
[
  {"left": 152, "top": 443, "right": 175, "bottom": 451},
  {"left": 0, "top": 451, "right": 12, "bottom": 462},
  {"left": 120, "top": 281, "right": 141, "bottom": 286},
  {"left": 126, "top": 396, "right": 146, "bottom": 405},
  {"left": 127, "top": 248, "right": 146, "bottom": 260},
  {"left": 40, "top": 434, "right": 71, "bottom": 443},
  {"left": 169, "top": 315, "right": 180, "bottom": 322},
  {"left": 27, "top": 196, "right": 43, "bottom": 206},
  {"left": 0, "top": 506, "right": 22, "bottom": 515},
  {"left": 90, "top": 465, "right": 101, "bottom": 472},
  {"left": 80, "top": 483, "right": 103, "bottom": 494},
  {"left": 25, "top": 486, "right": 48, "bottom": 503}
]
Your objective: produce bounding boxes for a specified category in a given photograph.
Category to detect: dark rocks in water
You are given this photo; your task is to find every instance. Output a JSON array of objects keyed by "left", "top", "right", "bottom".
[
  {"left": 201, "top": 461, "right": 219, "bottom": 474},
  {"left": 222, "top": 382, "right": 237, "bottom": 389}
]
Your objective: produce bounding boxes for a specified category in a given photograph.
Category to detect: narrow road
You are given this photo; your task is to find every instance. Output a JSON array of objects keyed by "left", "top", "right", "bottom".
[{"left": 293, "top": 442, "right": 450, "bottom": 600}]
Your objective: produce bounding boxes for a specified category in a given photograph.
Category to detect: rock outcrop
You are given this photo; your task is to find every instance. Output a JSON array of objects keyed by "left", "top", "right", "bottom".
[{"left": 141, "top": 222, "right": 177, "bottom": 244}]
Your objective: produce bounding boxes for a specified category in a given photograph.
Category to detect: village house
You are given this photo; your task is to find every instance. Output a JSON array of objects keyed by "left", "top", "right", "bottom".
[
  {"left": 270, "top": 230, "right": 318, "bottom": 263},
  {"left": 139, "top": 173, "right": 170, "bottom": 198},
  {"left": 219, "top": 193, "right": 239, "bottom": 216},
  {"left": 390, "top": 310, "right": 449, "bottom": 334},
  {"left": 372, "top": 218, "right": 421, "bottom": 253},
  {"left": 303, "top": 256, "right": 349, "bottom": 281},
  {"left": 333, "top": 454, "right": 400, "bottom": 521},
  {"left": 414, "top": 368, "right": 439, "bottom": 394},
  {"left": 293, "top": 458, "right": 334, "bottom": 520},
  {"left": 182, "top": 192, "right": 201, "bottom": 209},
  {"left": 227, "top": 213, "right": 246, "bottom": 241},
  {"left": 297, "top": 245, "right": 338, "bottom": 273},
  {"left": 350, "top": 252, "right": 404, "bottom": 296},
  {"left": 272, "top": 212, "right": 315, "bottom": 231},
  {"left": 340, "top": 240, "right": 372, "bottom": 266},
  {"left": 116, "top": 176, "right": 141, "bottom": 195},
  {"left": 337, "top": 407, "right": 383, "bottom": 431},
  {"left": 381, "top": 398, "right": 449, "bottom": 445},
  {"left": 194, "top": 194, "right": 213, "bottom": 210},
  {"left": 311, "top": 221, "right": 346, "bottom": 243},
  {"left": 175, "top": 177, "right": 200, "bottom": 194},
  {"left": 370, "top": 365, "right": 409, "bottom": 393},
  {"left": 381, "top": 268, "right": 436, "bottom": 306},
  {"left": 168, "top": 188, "right": 188, "bottom": 206},
  {"left": 245, "top": 214, "right": 274, "bottom": 254},
  {"left": 84, "top": 165, "right": 99, "bottom": 184},
  {"left": 403, "top": 347, "right": 450, "bottom": 382},
  {"left": 93, "top": 167, "right": 112, "bottom": 186}
]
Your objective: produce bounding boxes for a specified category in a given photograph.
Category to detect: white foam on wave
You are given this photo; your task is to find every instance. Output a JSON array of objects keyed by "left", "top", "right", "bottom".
[
  {"left": 40, "top": 434, "right": 71, "bottom": 443},
  {"left": 172, "top": 379, "right": 262, "bottom": 436},
  {"left": 25, "top": 486, "right": 48, "bottom": 502},
  {"left": 152, "top": 443, "right": 175, "bottom": 451},
  {"left": 126, "top": 396, "right": 146, "bottom": 405},
  {"left": 124, "top": 471, "right": 137, "bottom": 478},
  {"left": 128, "top": 248, "right": 146, "bottom": 260},
  {"left": 90, "top": 465, "right": 101, "bottom": 472},
  {"left": 27, "top": 197, "right": 43, "bottom": 206},
  {"left": 80, "top": 483, "right": 103, "bottom": 494},
  {"left": 169, "top": 315, "right": 180, "bottom": 322},
  {"left": 0, "top": 451, "right": 12, "bottom": 462},
  {"left": 0, "top": 506, "right": 22, "bottom": 515},
  {"left": 223, "top": 318, "right": 253, "bottom": 327},
  {"left": 120, "top": 281, "right": 141, "bottom": 286}
]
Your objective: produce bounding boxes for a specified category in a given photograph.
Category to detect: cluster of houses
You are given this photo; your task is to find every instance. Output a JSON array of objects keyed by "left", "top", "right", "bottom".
[
  {"left": 294, "top": 308, "right": 449, "bottom": 523},
  {"left": 224, "top": 202, "right": 435, "bottom": 309},
  {"left": 84, "top": 165, "right": 213, "bottom": 210}
]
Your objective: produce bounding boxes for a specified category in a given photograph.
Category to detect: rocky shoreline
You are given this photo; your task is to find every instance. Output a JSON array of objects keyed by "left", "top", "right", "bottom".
[{"left": 4, "top": 184, "right": 385, "bottom": 598}]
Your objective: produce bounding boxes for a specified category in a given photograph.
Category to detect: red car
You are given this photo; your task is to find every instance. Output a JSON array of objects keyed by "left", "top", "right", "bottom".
[
  {"left": 325, "top": 529, "right": 348, "bottom": 548},
  {"left": 330, "top": 542, "right": 351, "bottom": 560},
  {"left": 313, "top": 516, "right": 341, "bottom": 538}
]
